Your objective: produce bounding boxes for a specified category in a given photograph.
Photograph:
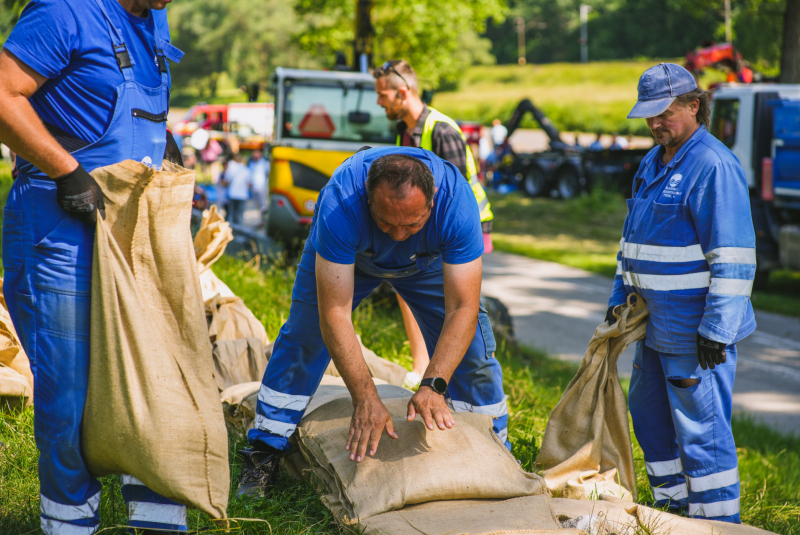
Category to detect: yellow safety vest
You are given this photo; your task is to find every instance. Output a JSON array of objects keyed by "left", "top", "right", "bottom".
[{"left": 396, "top": 108, "right": 493, "bottom": 223}]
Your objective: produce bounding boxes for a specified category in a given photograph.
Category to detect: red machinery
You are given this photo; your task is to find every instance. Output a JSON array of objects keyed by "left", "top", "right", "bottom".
[{"left": 684, "top": 43, "right": 757, "bottom": 85}]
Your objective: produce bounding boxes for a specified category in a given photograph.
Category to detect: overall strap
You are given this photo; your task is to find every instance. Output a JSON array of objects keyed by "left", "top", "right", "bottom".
[
  {"left": 92, "top": 0, "right": 135, "bottom": 82},
  {"left": 151, "top": 12, "right": 183, "bottom": 86}
]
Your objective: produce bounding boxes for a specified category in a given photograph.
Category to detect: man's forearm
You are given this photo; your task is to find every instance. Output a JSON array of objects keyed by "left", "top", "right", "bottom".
[
  {"left": 320, "top": 311, "right": 377, "bottom": 404},
  {"left": 425, "top": 306, "right": 478, "bottom": 381}
]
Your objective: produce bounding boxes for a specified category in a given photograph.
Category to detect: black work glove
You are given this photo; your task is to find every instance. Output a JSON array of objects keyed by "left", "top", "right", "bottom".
[
  {"left": 605, "top": 305, "right": 617, "bottom": 325},
  {"left": 697, "top": 333, "right": 727, "bottom": 370},
  {"left": 54, "top": 164, "right": 105, "bottom": 225}
]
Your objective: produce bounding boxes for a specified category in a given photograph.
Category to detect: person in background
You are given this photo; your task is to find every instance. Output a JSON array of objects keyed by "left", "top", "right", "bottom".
[
  {"left": 222, "top": 153, "right": 252, "bottom": 224},
  {"left": 491, "top": 118, "right": 508, "bottom": 149},
  {"left": 0, "top": 0, "right": 190, "bottom": 532},
  {"left": 607, "top": 63, "right": 755, "bottom": 524},
  {"left": 589, "top": 133, "right": 604, "bottom": 151},
  {"left": 248, "top": 148, "right": 270, "bottom": 217}
]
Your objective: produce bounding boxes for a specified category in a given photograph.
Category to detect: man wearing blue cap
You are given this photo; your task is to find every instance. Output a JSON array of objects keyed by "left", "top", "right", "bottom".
[{"left": 606, "top": 63, "right": 756, "bottom": 523}]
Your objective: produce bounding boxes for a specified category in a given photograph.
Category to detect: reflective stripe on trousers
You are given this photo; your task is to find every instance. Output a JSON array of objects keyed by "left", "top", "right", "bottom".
[
  {"left": 248, "top": 248, "right": 509, "bottom": 451},
  {"left": 630, "top": 341, "right": 741, "bottom": 523}
]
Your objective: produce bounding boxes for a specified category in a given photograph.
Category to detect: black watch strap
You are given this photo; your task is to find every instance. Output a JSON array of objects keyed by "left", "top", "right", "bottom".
[{"left": 419, "top": 377, "right": 447, "bottom": 395}]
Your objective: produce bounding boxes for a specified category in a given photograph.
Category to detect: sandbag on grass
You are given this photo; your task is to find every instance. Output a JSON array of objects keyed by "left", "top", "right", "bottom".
[
  {"left": 323, "top": 335, "right": 408, "bottom": 386},
  {"left": 83, "top": 160, "right": 228, "bottom": 519},
  {"left": 295, "top": 394, "right": 547, "bottom": 523},
  {"left": 212, "top": 337, "right": 269, "bottom": 391},
  {"left": 536, "top": 294, "right": 647, "bottom": 501},
  {"left": 0, "top": 279, "right": 33, "bottom": 410}
]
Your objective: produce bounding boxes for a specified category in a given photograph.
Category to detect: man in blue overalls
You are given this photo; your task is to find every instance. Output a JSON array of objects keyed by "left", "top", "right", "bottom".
[
  {"left": 236, "top": 147, "right": 509, "bottom": 497},
  {"left": 607, "top": 63, "right": 756, "bottom": 523},
  {"left": 0, "top": 0, "right": 188, "bottom": 533}
]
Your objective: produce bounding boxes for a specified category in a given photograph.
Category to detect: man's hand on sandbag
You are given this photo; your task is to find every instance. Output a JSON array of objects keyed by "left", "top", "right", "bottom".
[
  {"left": 346, "top": 396, "right": 398, "bottom": 463},
  {"left": 408, "top": 387, "right": 454, "bottom": 432}
]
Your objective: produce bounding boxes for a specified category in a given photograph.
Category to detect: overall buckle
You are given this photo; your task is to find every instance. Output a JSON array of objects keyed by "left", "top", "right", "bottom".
[{"left": 114, "top": 44, "right": 132, "bottom": 69}]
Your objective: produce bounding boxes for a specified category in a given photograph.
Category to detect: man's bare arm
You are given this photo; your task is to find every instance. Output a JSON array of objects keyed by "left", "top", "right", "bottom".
[
  {"left": 407, "top": 257, "right": 482, "bottom": 429},
  {"left": 316, "top": 253, "right": 398, "bottom": 462},
  {"left": 0, "top": 50, "right": 78, "bottom": 178}
]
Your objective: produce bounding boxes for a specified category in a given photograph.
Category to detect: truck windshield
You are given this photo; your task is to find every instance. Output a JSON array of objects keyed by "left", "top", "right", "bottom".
[
  {"left": 282, "top": 80, "right": 395, "bottom": 144},
  {"left": 710, "top": 98, "right": 739, "bottom": 149}
]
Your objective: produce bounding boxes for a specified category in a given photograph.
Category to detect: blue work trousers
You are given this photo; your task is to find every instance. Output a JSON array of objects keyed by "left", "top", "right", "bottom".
[
  {"left": 630, "top": 340, "right": 741, "bottom": 523},
  {"left": 248, "top": 249, "right": 509, "bottom": 451},
  {"left": 3, "top": 176, "right": 187, "bottom": 533}
]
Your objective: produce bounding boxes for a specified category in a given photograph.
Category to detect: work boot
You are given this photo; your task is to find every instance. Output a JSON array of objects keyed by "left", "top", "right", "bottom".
[{"left": 236, "top": 444, "right": 282, "bottom": 498}]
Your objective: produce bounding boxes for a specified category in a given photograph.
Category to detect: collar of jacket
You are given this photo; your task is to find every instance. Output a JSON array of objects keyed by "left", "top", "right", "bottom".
[
  {"left": 395, "top": 104, "right": 431, "bottom": 146},
  {"left": 643, "top": 124, "right": 709, "bottom": 177}
]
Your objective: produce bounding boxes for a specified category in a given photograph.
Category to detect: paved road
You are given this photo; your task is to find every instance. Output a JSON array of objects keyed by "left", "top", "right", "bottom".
[{"left": 481, "top": 251, "right": 800, "bottom": 436}]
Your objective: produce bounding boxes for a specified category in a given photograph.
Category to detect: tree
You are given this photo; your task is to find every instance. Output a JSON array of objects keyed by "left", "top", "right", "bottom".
[
  {"left": 294, "top": 0, "right": 506, "bottom": 88},
  {"left": 780, "top": 0, "right": 800, "bottom": 81}
]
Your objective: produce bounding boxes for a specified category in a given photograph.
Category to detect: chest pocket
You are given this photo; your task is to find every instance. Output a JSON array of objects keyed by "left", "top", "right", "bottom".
[{"left": 648, "top": 202, "right": 691, "bottom": 244}]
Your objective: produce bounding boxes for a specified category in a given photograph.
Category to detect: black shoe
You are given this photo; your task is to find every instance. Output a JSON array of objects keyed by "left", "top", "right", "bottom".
[{"left": 236, "top": 445, "right": 282, "bottom": 498}]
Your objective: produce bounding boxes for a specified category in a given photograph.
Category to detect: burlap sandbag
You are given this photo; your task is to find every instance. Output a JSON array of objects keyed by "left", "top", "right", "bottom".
[
  {"left": 296, "top": 394, "right": 546, "bottom": 522},
  {"left": 212, "top": 337, "right": 270, "bottom": 391},
  {"left": 324, "top": 335, "right": 408, "bottom": 386},
  {"left": 0, "top": 279, "right": 34, "bottom": 409},
  {"left": 207, "top": 294, "right": 269, "bottom": 346},
  {"left": 194, "top": 205, "right": 233, "bottom": 274},
  {"left": 536, "top": 294, "right": 647, "bottom": 501},
  {"left": 83, "top": 160, "right": 228, "bottom": 519}
]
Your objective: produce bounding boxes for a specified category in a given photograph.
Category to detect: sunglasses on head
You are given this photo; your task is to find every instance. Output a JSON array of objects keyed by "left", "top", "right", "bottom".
[{"left": 380, "top": 61, "right": 409, "bottom": 88}]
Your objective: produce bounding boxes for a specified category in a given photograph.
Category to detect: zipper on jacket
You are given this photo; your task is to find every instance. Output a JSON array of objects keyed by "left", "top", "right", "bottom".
[{"left": 131, "top": 109, "right": 168, "bottom": 123}]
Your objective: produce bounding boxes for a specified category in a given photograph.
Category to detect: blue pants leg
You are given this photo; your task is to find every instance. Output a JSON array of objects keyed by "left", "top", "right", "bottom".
[
  {"left": 249, "top": 249, "right": 509, "bottom": 451},
  {"left": 3, "top": 176, "right": 187, "bottom": 534},
  {"left": 630, "top": 341, "right": 741, "bottom": 523}
]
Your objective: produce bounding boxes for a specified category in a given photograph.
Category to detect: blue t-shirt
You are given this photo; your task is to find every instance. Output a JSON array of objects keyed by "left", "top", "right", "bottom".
[
  {"left": 2, "top": 0, "right": 170, "bottom": 144},
  {"left": 310, "top": 147, "right": 484, "bottom": 268}
]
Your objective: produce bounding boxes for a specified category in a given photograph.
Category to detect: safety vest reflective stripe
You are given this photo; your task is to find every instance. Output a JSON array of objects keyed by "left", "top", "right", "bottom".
[{"left": 397, "top": 108, "right": 493, "bottom": 223}]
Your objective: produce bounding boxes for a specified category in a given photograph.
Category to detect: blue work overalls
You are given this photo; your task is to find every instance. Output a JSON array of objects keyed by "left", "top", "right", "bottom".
[
  {"left": 248, "top": 153, "right": 509, "bottom": 454},
  {"left": 2, "top": 0, "right": 187, "bottom": 532}
]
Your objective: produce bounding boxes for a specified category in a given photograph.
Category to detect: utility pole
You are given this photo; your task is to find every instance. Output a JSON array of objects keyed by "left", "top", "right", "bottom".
[
  {"left": 580, "top": 4, "right": 592, "bottom": 63},
  {"left": 353, "top": 0, "right": 374, "bottom": 72},
  {"left": 517, "top": 17, "right": 526, "bottom": 65},
  {"left": 724, "top": 0, "right": 732, "bottom": 43}
]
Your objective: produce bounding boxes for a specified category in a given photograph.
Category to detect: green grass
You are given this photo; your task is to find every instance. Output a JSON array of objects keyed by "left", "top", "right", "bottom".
[
  {"left": 489, "top": 190, "right": 800, "bottom": 319},
  {"left": 432, "top": 61, "right": 728, "bottom": 136}
]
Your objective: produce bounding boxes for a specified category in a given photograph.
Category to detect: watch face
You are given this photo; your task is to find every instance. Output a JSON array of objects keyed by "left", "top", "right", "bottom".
[{"left": 433, "top": 377, "right": 447, "bottom": 394}]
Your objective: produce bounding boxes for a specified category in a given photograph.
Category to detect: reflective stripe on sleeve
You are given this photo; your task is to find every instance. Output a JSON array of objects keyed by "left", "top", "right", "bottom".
[
  {"left": 624, "top": 271, "right": 710, "bottom": 291},
  {"left": 40, "top": 491, "right": 100, "bottom": 522},
  {"left": 687, "top": 467, "right": 739, "bottom": 492},
  {"left": 258, "top": 385, "right": 311, "bottom": 411},
  {"left": 128, "top": 502, "right": 187, "bottom": 527},
  {"left": 254, "top": 414, "right": 297, "bottom": 437},
  {"left": 653, "top": 482, "right": 688, "bottom": 502},
  {"left": 688, "top": 497, "right": 740, "bottom": 518},
  {"left": 645, "top": 457, "right": 683, "bottom": 477},
  {"left": 705, "top": 247, "right": 756, "bottom": 265},
  {"left": 621, "top": 241, "right": 706, "bottom": 263},
  {"left": 708, "top": 278, "right": 753, "bottom": 297},
  {"left": 616, "top": 261, "right": 623, "bottom": 275}
]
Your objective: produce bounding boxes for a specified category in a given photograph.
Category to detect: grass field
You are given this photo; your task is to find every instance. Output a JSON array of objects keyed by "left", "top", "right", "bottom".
[{"left": 489, "top": 190, "right": 800, "bottom": 319}]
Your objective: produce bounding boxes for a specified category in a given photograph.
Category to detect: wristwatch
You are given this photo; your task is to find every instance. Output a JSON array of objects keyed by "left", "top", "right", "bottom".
[{"left": 419, "top": 377, "right": 447, "bottom": 395}]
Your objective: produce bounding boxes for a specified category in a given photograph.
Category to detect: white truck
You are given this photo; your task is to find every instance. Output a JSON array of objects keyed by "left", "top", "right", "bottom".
[{"left": 709, "top": 83, "right": 800, "bottom": 287}]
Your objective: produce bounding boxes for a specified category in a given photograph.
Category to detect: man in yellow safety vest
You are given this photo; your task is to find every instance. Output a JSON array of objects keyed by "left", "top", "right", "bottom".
[{"left": 374, "top": 59, "right": 494, "bottom": 384}]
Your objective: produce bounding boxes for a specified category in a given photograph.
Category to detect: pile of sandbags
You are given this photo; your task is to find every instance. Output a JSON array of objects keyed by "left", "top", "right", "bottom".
[
  {"left": 83, "top": 160, "right": 229, "bottom": 519},
  {"left": 0, "top": 279, "right": 33, "bottom": 410}
]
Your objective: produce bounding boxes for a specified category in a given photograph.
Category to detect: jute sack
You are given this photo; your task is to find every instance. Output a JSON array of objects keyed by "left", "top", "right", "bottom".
[
  {"left": 83, "top": 160, "right": 228, "bottom": 519},
  {"left": 324, "top": 336, "right": 408, "bottom": 386},
  {"left": 194, "top": 205, "right": 233, "bottom": 274},
  {"left": 0, "top": 278, "right": 33, "bottom": 409},
  {"left": 296, "top": 394, "right": 546, "bottom": 522},
  {"left": 212, "top": 337, "right": 270, "bottom": 391},
  {"left": 536, "top": 294, "right": 647, "bottom": 501},
  {"left": 207, "top": 294, "right": 269, "bottom": 346}
]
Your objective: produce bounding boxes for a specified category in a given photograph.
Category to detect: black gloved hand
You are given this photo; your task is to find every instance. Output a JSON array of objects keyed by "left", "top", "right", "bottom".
[
  {"left": 605, "top": 305, "right": 617, "bottom": 325},
  {"left": 54, "top": 164, "right": 105, "bottom": 225},
  {"left": 697, "top": 333, "right": 727, "bottom": 370}
]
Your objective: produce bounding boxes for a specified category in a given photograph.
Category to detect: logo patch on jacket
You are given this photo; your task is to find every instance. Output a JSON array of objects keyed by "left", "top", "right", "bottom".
[{"left": 662, "top": 173, "right": 683, "bottom": 198}]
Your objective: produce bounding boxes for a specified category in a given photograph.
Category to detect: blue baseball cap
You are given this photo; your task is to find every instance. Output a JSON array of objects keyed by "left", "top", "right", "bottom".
[{"left": 628, "top": 63, "right": 697, "bottom": 119}]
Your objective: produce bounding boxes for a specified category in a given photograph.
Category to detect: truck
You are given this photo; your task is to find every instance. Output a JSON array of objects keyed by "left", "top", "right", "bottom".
[
  {"left": 265, "top": 67, "right": 395, "bottom": 242},
  {"left": 171, "top": 102, "right": 274, "bottom": 149},
  {"left": 709, "top": 84, "right": 800, "bottom": 287}
]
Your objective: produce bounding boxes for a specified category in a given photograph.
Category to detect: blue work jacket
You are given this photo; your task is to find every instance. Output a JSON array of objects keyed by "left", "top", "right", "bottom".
[{"left": 609, "top": 125, "right": 757, "bottom": 354}]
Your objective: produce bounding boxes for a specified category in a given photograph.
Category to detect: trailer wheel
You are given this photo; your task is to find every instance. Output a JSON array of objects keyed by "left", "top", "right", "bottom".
[
  {"left": 522, "top": 167, "right": 546, "bottom": 197},
  {"left": 753, "top": 268, "right": 771, "bottom": 291},
  {"left": 557, "top": 168, "right": 581, "bottom": 199}
]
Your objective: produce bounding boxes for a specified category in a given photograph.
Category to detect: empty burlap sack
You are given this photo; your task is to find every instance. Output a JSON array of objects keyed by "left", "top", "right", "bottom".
[
  {"left": 324, "top": 335, "right": 408, "bottom": 386},
  {"left": 207, "top": 294, "right": 269, "bottom": 346},
  {"left": 0, "top": 279, "right": 33, "bottom": 409},
  {"left": 296, "top": 394, "right": 546, "bottom": 522},
  {"left": 536, "top": 294, "right": 648, "bottom": 501},
  {"left": 212, "top": 337, "right": 270, "bottom": 391},
  {"left": 83, "top": 160, "right": 228, "bottom": 519},
  {"left": 552, "top": 495, "right": 778, "bottom": 535},
  {"left": 194, "top": 205, "right": 233, "bottom": 274}
]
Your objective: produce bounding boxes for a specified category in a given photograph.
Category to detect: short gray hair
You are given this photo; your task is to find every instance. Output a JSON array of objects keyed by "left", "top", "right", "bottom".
[
  {"left": 366, "top": 154, "right": 434, "bottom": 206},
  {"left": 676, "top": 88, "right": 710, "bottom": 129}
]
